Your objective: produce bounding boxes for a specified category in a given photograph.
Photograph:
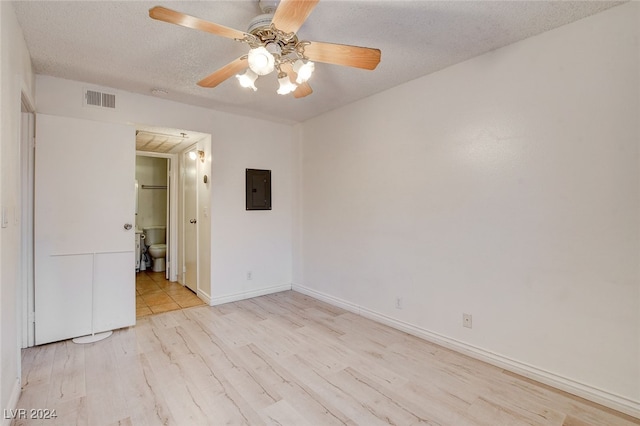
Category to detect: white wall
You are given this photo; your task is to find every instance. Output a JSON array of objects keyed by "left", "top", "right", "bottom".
[
  {"left": 297, "top": 2, "right": 639, "bottom": 416},
  {"left": 35, "top": 75, "right": 296, "bottom": 306},
  {"left": 207, "top": 117, "right": 294, "bottom": 303},
  {"left": 0, "top": 1, "right": 34, "bottom": 420}
]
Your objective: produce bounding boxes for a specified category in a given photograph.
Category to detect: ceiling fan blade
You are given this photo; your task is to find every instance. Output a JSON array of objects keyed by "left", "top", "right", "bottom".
[
  {"left": 198, "top": 57, "right": 248, "bottom": 88},
  {"left": 271, "top": 0, "right": 320, "bottom": 34},
  {"left": 304, "top": 41, "right": 381, "bottom": 70},
  {"left": 149, "top": 6, "right": 249, "bottom": 40},
  {"left": 293, "top": 82, "right": 313, "bottom": 98},
  {"left": 281, "top": 62, "right": 313, "bottom": 98}
]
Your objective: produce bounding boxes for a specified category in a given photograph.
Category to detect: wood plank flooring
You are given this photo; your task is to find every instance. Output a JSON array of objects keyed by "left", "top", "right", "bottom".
[{"left": 14, "top": 291, "right": 639, "bottom": 426}]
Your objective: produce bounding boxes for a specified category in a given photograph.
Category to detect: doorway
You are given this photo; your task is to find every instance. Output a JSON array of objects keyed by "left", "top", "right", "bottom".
[
  {"left": 134, "top": 143, "right": 208, "bottom": 318},
  {"left": 135, "top": 155, "right": 170, "bottom": 278},
  {"left": 134, "top": 143, "right": 206, "bottom": 318},
  {"left": 134, "top": 125, "right": 212, "bottom": 315}
]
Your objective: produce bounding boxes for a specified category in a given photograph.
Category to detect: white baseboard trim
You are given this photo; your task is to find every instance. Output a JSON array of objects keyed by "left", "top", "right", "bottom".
[
  {"left": 3, "top": 378, "right": 21, "bottom": 426},
  {"left": 210, "top": 284, "right": 292, "bottom": 306},
  {"left": 292, "top": 284, "right": 640, "bottom": 419},
  {"left": 197, "top": 289, "right": 212, "bottom": 305}
]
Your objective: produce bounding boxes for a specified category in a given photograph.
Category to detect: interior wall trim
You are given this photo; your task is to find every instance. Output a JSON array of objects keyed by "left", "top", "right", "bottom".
[
  {"left": 292, "top": 283, "right": 640, "bottom": 420},
  {"left": 210, "top": 283, "right": 292, "bottom": 306}
]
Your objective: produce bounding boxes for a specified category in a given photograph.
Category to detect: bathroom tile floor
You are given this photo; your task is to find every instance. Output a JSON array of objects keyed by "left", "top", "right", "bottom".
[{"left": 135, "top": 270, "right": 205, "bottom": 318}]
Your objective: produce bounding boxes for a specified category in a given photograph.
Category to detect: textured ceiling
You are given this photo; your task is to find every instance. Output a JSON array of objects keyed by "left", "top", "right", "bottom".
[{"left": 13, "top": 1, "right": 623, "bottom": 125}]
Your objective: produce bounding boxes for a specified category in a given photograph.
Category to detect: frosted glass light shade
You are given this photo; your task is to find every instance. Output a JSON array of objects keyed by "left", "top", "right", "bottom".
[
  {"left": 236, "top": 69, "right": 259, "bottom": 91},
  {"left": 293, "top": 59, "right": 315, "bottom": 83},
  {"left": 277, "top": 75, "right": 297, "bottom": 95},
  {"left": 248, "top": 47, "right": 275, "bottom": 76}
]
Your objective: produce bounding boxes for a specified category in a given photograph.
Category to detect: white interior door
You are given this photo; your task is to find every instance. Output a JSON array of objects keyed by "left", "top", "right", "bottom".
[
  {"left": 184, "top": 149, "right": 198, "bottom": 293},
  {"left": 34, "top": 114, "right": 136, "bottom": 345},
  {"left": 165, "top": 159, "right": 171, "bottom": 280}
]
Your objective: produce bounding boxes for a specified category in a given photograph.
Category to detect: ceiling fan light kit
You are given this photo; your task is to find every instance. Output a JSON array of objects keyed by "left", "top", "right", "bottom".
[
  {"left": 148, "top": 0, "right": 381, "bottom": 98},
  {"left": 236, "top": 69, "right": 259, "bottom": 91},
  {"left": 276, "top": 72, "right": 298, "bottom": 95},
  {"left": 293, "top": 58, "right": 314, "bottom": 84},
  {"left": 247, "top": 46, "right": 276, "bottom": 76}
]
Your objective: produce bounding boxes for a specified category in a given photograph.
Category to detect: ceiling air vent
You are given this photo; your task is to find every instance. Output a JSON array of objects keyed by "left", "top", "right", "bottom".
[{"left": 83, "top": 88, "right": 116, "bottom": 109}]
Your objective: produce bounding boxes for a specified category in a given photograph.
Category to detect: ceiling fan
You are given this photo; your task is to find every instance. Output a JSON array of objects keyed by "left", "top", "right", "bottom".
[{"left": 149, "top": 0, "right": 381, "bottom": 98}]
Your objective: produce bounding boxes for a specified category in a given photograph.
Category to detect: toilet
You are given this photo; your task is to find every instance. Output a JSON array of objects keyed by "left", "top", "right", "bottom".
[{"left": 143, "top": 225, "right": 167, "bottom": 272}]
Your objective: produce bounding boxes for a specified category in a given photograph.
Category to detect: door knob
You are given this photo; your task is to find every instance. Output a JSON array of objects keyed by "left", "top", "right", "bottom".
[
  {"left": 124, "top": 223, "right": 132, "bottom": 230},
  {"left": 189, "top": 219, "right": 197, "bottom": 224}
]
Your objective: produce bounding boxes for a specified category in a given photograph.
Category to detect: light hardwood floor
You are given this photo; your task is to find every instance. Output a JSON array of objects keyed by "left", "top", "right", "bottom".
[{"left": 14, "top": 291, "right": 639, "bottom": 426}]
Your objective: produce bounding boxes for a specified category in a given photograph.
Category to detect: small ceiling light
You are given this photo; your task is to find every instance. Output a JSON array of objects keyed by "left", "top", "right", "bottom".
[
  {"left": 188, "top": 150, "right": 205, "bottom": 162},
  {"left": 276, "top": 73, "right": 297, "bottom": 95},
  {"left": 236, "top": 69, "right": 258, "bottom": 91},
  {"left": 248, "top": 46, "right": 275, "bottom": 76},
  {"left": 292, "top": 59, "right": 315, "bottom": 84}
]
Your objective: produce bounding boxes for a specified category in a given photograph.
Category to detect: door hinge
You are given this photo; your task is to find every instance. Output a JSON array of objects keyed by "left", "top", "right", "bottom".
[
  {"left": 31, "top": 137, "right": 36, "bottom": 149},
  {"left": 29, "top": 312, "right": 35, "bottom": 324}
]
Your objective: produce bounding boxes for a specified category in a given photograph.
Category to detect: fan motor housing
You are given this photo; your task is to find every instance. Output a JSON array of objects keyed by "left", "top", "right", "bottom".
[
  {"left": 248, "top": 13, "right": 274, "bottom": 34},
  {"left": 248, "top": 13, "right": 299, "bottom": 54}
]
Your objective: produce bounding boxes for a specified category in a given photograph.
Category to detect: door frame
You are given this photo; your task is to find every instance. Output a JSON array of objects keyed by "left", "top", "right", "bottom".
[
  {"left": 135, "top": 151, "right": 179, "bottom": 282},
  {"left": 20, "top": 92, "right": 35, "bottom": 348}
]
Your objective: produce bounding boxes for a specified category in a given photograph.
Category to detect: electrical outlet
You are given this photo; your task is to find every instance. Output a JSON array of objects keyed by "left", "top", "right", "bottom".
[
  {"left": 246, "top": 271, "right": 252, "bottom": 280},
  {"left": 395, "top": 297, "right": 403, "bottom": 309},
  {"left": 463, "top": 313, "right": 472, "bottom": 329}
]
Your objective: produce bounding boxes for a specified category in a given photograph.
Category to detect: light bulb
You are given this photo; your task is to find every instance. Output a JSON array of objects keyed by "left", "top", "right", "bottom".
[
  {"left": 248, "top": 47, "right": 275, "bottom": 76},
  {"left": 253, "top": 55, "right": 267, "bottom": 68},
  {"left": 293, "top": 59, "right": 315, "bottom": 84},
  {"left": 236, "top": 69, "right": 258, "bottom": 91},
  {"left": 277, "top": 74, "right": 297, "bottom": 95}
]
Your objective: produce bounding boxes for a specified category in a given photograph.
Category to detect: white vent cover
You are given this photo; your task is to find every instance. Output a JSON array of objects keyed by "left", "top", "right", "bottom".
[{"left": 83, "top": 88, "right": 116, "bottom": 109}]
